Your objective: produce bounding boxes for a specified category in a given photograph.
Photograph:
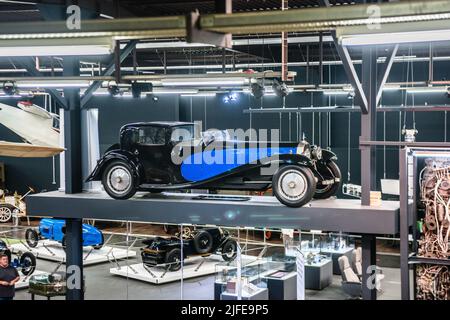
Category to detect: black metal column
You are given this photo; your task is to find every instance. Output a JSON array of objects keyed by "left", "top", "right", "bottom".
[
  {"left": 361, "top": 234, "right": 377, "bottom": 300},
  {"left": 64, "top": 57, "right": 82, "bottom": 194},
  {"left": 63, "top": 56, "right": 84, "bottom": 300},
  {"left": 65, "top": 218, "right": 84, "bottom": 300},
  {"left": 360, "top": 47, "right": 378, "bottom": 300}
]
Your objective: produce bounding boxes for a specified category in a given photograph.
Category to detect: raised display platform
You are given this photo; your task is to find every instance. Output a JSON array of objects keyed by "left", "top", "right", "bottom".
[
  {"left": 11, "top": 240, "right": 136, "bottom": 266},
  {"left": 27, "top": 191, "right": 400, "bottom": 234},
  {"left": 110, "top": 254, "right": 263, "bottom": 284}
]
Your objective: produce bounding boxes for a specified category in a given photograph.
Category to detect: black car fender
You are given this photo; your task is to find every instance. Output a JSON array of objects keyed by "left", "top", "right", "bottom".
[
  {"left": 321, "top": 149, "right": 338, "bottom": 162},
  {"left": 85, "top": 150, "right": 144, "bottom": 185}
]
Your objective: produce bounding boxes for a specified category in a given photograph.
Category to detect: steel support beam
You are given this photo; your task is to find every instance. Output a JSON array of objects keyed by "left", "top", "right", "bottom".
[
  {"left": 332, "top": 33, "right": 368, "bottom": 113},
  {"left": 0, "top": 2, "right": 448, "bottom": 41},
  {"left": 199, "top": 1, "right": 450, "bottom": 34},
  {"left": 65, "top": 218, "right": 84, "bottom": 300},
  {"left": 399, "top": 147, "right": 411, "bottom": 300},
  {"left": 81, "top": 40, "right": 137, "bottom": 107},
  {"left": 360, "top": 47, "right": 377, "bottom": 206},
  {"left": 0, "top": 16, "right": 186, "bottom": 40},
  {"left": 376, "top": 44, "right": 399, "bottom": 106},
  {"left": 14, "top": 58, "right": 67, "bottom": 109},
  {"left": 187, "top": 0, "right": 232, "bottom": 48}
]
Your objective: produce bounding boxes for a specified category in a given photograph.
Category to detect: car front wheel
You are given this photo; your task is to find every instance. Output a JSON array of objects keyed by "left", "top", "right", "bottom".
[
  {"left": 20, "top": 252, "right": 36, "bottom": 276},
  {"left": 272, "top": 165, "right": 316, "bottom": 207},
  {"left": 0, "top": 206, "right": 12, "bottom": 223},
  {"left": 221, "top": 239, "right": 237, "bottom": 262},
  {"left": 165, "top": 248, "right": 182, "bottom": 271},
  {"left": 102, "top": 161, "right": 137, "bottom": 200}
]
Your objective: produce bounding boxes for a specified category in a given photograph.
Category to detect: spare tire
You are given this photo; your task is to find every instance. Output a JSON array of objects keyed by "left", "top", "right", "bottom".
[{"left": 193, "top": 230, "right": 213, "bottom": 254}]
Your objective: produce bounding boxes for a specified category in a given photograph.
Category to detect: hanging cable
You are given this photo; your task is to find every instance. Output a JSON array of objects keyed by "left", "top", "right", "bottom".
[
  {"left": 347, "top": 110, "right": 351, "bottom": 183},
  {"left": 383, "top": 111, "right": 387, "bottom": 179},
  {"left": 311, "top": 92, "right": 315, "bottom": 144}
]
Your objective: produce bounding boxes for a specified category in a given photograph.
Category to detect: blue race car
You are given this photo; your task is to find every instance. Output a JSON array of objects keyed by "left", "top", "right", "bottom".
[
  {"left": 87, "top": 122, "right": 341, "bottom": 207},
  {"left": 25, "top": 219, "right": 104, "bottom": 249}
]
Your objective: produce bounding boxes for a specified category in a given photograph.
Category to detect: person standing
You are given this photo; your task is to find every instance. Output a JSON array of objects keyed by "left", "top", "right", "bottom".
[{"left": 0, "top": 253, "right": 19, "bottom": 301}]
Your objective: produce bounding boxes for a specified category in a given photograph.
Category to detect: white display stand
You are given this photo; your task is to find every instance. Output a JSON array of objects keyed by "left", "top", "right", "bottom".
[
  {"left": 15, "top": 270, "right": 47, "bottom": 290},
  {"left": 10, "top": 240, "right": 136, "bottom": 266},
  {"left": 110, "top": 254, "right": 265, "bottom": 285}
]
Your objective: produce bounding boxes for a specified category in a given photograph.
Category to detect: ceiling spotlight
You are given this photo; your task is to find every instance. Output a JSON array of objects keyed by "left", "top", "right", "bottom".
[
  {"left": 251, "top": 82, "right": 265, "bottom": 99},
  {"left": 3, "top": 81, "right": 17, "bottom": 96},
  {"left": 272, "top": 79, "right": 290, "bottom": 97},
  {"left": 152, "top": 95, "right": 159, "bottom": 102},
  {"left": 131, "top": 82, "right": 153, "bottom": 98},
  {"left": 107, "top": 83, "right": 121, "bottom": 96}
]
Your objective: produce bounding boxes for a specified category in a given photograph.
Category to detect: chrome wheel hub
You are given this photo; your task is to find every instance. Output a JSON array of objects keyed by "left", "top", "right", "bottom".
[
  {"left": 278, "top": 169, "right": 307, "bottom": 201},
  {"left": 107, "top": 166, "right": 131, "bottom": 195}
]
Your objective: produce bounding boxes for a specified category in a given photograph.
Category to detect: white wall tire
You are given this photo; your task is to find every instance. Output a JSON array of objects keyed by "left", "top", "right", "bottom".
[{"left": 272, "top": 165, "right": 316, "bottom": 207}]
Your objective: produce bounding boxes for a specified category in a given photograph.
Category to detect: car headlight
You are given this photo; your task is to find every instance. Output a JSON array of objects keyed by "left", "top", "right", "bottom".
[
  {"left": 297, "top": 143, "right": 311, "bottom": 158},
  {"left": 311, "top": 146, "right": 322, "bottom": 160}
]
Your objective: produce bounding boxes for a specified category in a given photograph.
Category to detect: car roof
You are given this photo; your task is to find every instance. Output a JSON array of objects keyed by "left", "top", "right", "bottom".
[{"left": 122, "top": 121, "right": 195, "bottom": 129}]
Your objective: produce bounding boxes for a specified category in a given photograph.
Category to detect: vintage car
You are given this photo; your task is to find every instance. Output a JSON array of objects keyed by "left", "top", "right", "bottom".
[
  {"left": 0, "top": 187, "right": 34, "bottom": 223},
  {"left": 0, "top": 239, "right": 36, "bottom": 276},
  {"left": 25, "top": 219, "right": 104, "bottom": 249},
  {"left": 87, "top": 121, "right": 341, "bottom": 207},
  {"left": 28, "top": 272, "right": 67, "bottom": 298},
  {"left": 141, "top": 227, "right": 237, "bottom": 271}
]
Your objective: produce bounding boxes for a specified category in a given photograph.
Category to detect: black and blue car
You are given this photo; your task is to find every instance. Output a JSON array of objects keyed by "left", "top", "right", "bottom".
[{"left": 87, "top": 122, "right": 341, "bottom": 207}]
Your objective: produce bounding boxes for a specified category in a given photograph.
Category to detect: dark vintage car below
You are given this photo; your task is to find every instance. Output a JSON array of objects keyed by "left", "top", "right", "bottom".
[
  {"left": 87, "top": 121, "right": 341, "bottom": 207},
  {"left": 141, "top": 227, "right": 237, "bottom": 271}
]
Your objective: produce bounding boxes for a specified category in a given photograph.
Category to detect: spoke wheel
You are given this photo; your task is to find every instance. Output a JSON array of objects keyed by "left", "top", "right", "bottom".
[{"left": 0, "top": 206, "right": 12, "bottom": 223}]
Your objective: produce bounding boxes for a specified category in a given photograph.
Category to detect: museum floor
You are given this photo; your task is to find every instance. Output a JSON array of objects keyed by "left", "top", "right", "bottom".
[{"left": 13, "top": 254, "right": 403, "bottom": 300}]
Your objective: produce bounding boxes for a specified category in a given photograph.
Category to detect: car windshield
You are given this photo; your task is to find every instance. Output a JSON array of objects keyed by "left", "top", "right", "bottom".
[{"left": 170, "top": 125, "right": 199, "bottom": 143}]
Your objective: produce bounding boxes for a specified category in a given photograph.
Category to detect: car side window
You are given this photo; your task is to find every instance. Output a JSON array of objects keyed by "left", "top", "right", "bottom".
[
  {"left": 121, "top": 128, "right": 139, "bottom": 150},
  {"left": 138, "top": 127, "right": 166, "bottom": 145}
]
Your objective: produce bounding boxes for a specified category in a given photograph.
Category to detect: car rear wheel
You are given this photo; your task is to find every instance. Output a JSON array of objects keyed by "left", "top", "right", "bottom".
[
  {"left": 25, "top": 229, "right": 39, "bottom": 248},
  {"left": 165, "top": 248, "right": 182, "bottom": 271},
  {"left": 0, "top": 206, "right": 12, "bottom": 223},
  {"left": 20, "top": 252, "right": 36, "bottom": 276},
  {"left": 102, "top": 161, "right": 137, "bottom": 200},
  {"left": 272, "top": 165, "right": 316, "bottom": 207},
  {"left": 221, "top": 239, "right": 237, "bottom": 262},
  {"left": 314, "top": 161, "right": 342, "bottom": 199},
  {"left": 193, "top": 230, "right": 213, "bottom": 254}
]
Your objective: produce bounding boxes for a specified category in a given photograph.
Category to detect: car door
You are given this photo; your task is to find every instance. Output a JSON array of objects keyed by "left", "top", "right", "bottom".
[{"left": 134, "top": 126, "right": 171, "bottom": 184}]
